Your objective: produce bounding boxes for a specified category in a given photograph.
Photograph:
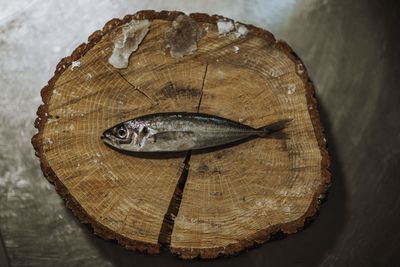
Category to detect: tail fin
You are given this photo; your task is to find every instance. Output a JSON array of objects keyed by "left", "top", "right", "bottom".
[{"left": 256, "top": 119, "right": 291, "bottom": 139}]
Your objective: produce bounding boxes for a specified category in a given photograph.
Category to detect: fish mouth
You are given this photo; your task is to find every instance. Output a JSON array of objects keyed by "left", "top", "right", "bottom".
[{"left": 101, "top": 133, "right": 115, "bottom": 146}]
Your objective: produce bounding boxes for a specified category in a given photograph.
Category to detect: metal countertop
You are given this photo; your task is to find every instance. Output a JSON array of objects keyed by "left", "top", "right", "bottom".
[{"left": 0, "top": 0, "right": 399, "bottom": 266}]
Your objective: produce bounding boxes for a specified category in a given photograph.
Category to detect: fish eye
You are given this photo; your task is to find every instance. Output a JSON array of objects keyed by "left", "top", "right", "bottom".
[{"left": 116, "top": 126, "right": 128, "bottom": 139}]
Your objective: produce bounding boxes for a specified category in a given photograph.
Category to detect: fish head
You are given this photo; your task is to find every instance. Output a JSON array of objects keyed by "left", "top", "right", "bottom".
[{"left": 101, "top": 120, "right": 147, "bottom": 152}]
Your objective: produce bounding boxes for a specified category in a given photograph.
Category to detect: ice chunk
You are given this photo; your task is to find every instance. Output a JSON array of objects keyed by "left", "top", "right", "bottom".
[
  {"left": 235, "top": 25, "right": 249, "bottom": 38},
  {"left": 217, "top": 20, "right": 234, "bottom": 34},
  {"left": 108, "top": 20, "right": 150, "bottom": 69},
  {"left": 165, "top": 15, "right": 204, "bottom": 58},
  {"left": 218, "top": 20, "right": 249, "bottom": 39}
]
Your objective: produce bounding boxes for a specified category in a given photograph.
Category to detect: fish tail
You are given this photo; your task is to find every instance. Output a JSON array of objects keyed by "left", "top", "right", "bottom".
[{"left": 255, "top": 119, "right": 291, "bottom": 139}]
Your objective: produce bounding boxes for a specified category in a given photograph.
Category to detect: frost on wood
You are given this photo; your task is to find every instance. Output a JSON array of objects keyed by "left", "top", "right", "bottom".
[
  {"left": 71, "top": 61, "right": 81, "bottom": 70},
  {"left": 108, "top": 20, "right": 150, "bottom": 69},
  {"left": 217, "top": 19, "right": 249, "bottom": 39},
  {"left": 287, "top": 84, "right": 296, "bottom": 95},
  {"left": 165, "top": 15, "right": 204, "bottom": 58}
]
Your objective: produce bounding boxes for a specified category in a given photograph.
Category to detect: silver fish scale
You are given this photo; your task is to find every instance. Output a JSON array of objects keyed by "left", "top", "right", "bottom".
[{"left": 133, "top": 113, "right": 258, "bottom": 151}]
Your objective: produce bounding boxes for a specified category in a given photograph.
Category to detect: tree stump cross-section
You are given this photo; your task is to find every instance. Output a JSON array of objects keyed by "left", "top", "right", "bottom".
[{"left": 32, "top": 10, "right": 330, "bottom": 259}]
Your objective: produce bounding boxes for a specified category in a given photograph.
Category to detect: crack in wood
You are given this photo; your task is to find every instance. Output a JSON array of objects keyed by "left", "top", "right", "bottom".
[
  {"left": 158, "top": 62, "right": 208, "bottom": 247},
  {"left": 116, "top": 71, "right": 156, "bottom": 104},
  {"left": 197, "top": 62, "right": 209, "bottom": 112},
  {"left": 157, "top": 151, "right": 191, "bottom": 247}
]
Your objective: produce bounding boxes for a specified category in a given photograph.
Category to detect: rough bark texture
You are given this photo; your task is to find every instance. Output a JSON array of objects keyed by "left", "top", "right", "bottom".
[{"left": 31, "top": 10, "right": 330, "bottom": 259}]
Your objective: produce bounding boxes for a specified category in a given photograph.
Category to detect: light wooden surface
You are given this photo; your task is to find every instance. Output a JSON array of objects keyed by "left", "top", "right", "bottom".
[{"left": 32, "top": 11, "right": 329, "bottom": 259}]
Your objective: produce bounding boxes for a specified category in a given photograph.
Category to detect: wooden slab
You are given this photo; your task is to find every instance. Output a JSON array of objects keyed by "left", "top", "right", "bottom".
[{"left": 32, "top": 10, "right": 330, "bottom": 259}]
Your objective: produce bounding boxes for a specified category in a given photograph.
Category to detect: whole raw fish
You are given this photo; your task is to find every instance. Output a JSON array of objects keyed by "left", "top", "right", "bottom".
[{"left": 101, "top": 112, "right": 289, "bottom": 152}]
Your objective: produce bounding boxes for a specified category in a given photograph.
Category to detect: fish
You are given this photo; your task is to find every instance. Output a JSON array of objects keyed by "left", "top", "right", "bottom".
[{"left": 101, "top": 112, "right": 290, "bottom": 153}]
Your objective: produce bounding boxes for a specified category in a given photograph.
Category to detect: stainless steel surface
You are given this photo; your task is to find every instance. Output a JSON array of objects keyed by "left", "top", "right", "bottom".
[{"left": 0, "top": 0, "right": 399, "bottom": 266}]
